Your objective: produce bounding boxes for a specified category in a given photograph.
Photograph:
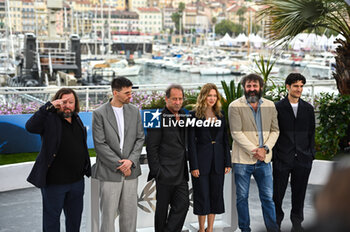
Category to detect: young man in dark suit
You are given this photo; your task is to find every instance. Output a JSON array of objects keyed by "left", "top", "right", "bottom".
[
  {"left": 273, "top": 73, "right": 315, "bottom": 232},
  {"left": 146, "top": 84, "right": 190, "bottom": 232}
]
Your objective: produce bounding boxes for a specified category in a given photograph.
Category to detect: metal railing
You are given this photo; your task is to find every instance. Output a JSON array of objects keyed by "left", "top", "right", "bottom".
[{"left": 0, "top": 79, "right": 338, "bottom": 111}]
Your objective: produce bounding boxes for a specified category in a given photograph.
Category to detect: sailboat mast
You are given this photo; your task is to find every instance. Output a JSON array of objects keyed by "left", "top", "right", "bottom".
[{"left": 5, "top": 0, "right": 15, "bottom": 62}]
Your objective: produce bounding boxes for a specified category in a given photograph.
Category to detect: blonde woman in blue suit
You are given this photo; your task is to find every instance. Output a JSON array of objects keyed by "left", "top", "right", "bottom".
[{"left": 188, "top": 83, "right": 232, "bottom": 232}]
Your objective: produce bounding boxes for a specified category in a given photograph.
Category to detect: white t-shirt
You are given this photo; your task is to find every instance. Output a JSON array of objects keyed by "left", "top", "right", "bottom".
[
  {"left": 112, "top": 106, "right": 124, "bottom": 151},
  {"left": 290, "top": 102, "right": 299, "bottom": 118}
]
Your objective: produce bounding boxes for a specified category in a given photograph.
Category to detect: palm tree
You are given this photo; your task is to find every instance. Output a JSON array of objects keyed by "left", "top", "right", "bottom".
[
  {"left": 211, "top": 17, "right": 217, "bottom": 40},
  {"left": 260, "top": 0, "right": 350, "bottom": 95},
  {"left": 237, "top": 6, "right": 247, "bottom": 29}
]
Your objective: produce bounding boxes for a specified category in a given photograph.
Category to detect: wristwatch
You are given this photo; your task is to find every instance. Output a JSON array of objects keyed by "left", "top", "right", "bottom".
[{"left": 263, "top": 145, "right": 270, "bottom": 154}]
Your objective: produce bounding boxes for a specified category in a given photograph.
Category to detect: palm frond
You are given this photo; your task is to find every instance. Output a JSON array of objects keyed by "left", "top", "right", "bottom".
[{"left": 260, "top": 0, "right": 350, "bottom": 45}]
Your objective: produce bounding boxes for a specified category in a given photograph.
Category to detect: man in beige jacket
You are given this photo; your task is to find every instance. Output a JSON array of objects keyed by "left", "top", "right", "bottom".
[{"left": 228, "top": 73, "right": 279, "bottom": 232}]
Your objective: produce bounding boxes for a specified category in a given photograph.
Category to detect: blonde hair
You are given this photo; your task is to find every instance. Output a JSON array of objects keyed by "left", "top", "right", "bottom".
[{"left": 194, "top": 83, "right": 222, "bottom": 119}]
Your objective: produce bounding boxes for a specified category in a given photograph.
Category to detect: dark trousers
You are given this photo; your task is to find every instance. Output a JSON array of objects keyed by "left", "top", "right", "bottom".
[
  {"left": 155, "top": 181, "right": 190, "bottom": 232},
  {"left": 41, "top": 179, "right": 84, "bottom": 232},
  {"left": 273, "top": 159, "right": 311, "bottom": 228},
  {"left": 192, "top": 173, "right": 225, "bottom": 215}
]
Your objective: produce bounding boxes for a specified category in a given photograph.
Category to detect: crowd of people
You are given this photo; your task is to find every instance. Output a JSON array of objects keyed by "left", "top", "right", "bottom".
[{"left": 25, "top": 72, "right": 347, "bottom": 232}]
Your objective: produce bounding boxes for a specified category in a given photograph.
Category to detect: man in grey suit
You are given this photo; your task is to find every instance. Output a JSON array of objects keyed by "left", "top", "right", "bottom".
[{"left": 92, "top": 77, "right": 145, "bottom": 232}]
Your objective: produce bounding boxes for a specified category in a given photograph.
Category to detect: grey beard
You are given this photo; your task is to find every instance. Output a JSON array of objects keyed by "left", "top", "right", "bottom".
[{"left": 246, "top": 95, "right": 259, "bottom": 103}]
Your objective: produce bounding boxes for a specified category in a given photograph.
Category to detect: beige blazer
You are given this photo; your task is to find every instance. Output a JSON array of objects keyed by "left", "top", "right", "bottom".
[{"left": 228, "top": 96, "right": 279, "bottom": 164}]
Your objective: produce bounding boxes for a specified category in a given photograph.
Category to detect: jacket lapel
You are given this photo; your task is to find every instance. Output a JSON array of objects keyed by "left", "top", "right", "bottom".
[
  {"left": 123, "top": 104, "right": 130, "bottom": 136},
  {"left": 260, "top": 99, "right": 268, "bottom": 132},
  {"left": 295, "top": 98, "right": 304, "bottom": 119},
  {"left": 176, "top": 110, "right": 185, "bottom": 146},
  {"left": 106, "top": 102, "right": 120, "bottom": 142},
  {"left": 283, "top": 96, "right": 297, "bottom": 119}
]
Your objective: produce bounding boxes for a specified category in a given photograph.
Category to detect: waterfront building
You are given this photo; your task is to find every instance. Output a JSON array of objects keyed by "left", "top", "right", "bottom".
[
  {"left": 7, "top": 0, "right": 22, "bottom": 33},
  {"left": 111, "top": 10, "right": 139, "bottom": 35},
  {"left": 0, "top": 0, "right": 6, "bottom": 33},
  {"left": 115, "top": 0, "right": 127, "bottom": 10},
  {"left": 129, "top": 0, "right": 147, "bottom": 11},
  {"left": 196, "top": 12, "right": 209, "bottom": 34},
  {"left": 183, "top": 8, "right": 196, "bottom": 32},
  {"left": 162, "top": 6, "right": 175, "bottom": 31},
  {"left": 33, "top": 0, "right": 47, "bottom": 36},
  {"left": 21, "top": 0, "right": 35, "bottom": 33},
  {"left": 90, "top": 0, "right": 125, "bottom": 10},
  {"left": 135, "top": 7, "right": 162, "bottom": 34},
  {"left": 170, "top": 0, "right": 192, "bottom": 8}
]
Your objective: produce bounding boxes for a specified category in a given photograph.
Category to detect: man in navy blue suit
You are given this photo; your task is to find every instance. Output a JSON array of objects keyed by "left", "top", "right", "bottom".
[{"left": 273, "top": 73, "right": 315, "bottom": 232}]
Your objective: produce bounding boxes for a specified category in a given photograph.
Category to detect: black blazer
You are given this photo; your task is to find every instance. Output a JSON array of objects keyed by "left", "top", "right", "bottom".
[
  {"left": 146, "top": 107, "right": 189, "bottom": 185},
  {"left": 188, "top": 111, "right": 231, "bottom": 175},
  {"left": 273, "top": 97, "right": 315, "bottom": 167},
  {"left": 25, "top": 102, "right": 91, "bottom": 188}
]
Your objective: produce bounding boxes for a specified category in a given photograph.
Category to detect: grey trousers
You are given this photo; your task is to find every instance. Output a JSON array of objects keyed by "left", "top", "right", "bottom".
[{"left": 99, "top": 178, "right": 138, "bottom": 232}]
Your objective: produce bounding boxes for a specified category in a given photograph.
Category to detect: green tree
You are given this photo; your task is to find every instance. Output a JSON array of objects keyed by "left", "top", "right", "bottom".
[
  {"left": 254, "top": 55, "right": 277, "bottom": 94},
  {"left": 211, "top": 17, "right": 217, "bottom": 39},
  {"left": 215, "top": 20, "right": 243, "bottom": 36},
  {"left": 237, "top": 6, "right": 247, "bottom": 26},
  {"left": 261, "top": 0, "right": 350, "bottom": 95},
  {"left": 171, "top": 13, "right": 181, "bottom": 34},
  {"left": 171, "top": 2, "right": 186, "bottom": 34},
  {"left": 252, "top": 23, "right": 261, "bottom": 34}
]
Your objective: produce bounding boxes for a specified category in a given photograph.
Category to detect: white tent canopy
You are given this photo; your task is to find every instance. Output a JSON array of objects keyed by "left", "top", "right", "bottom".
[
  {"left": 218, "top": 33, "right": 236, "bottom": 46},
  {"left": 248, "top": 34, "right": 265, "bottom": 48},
  {"left": 234, "top": 33, "right": 248, "bottom": 43},
  {"left": 287, "top": 33, "right": 343, "bottom": 51}
]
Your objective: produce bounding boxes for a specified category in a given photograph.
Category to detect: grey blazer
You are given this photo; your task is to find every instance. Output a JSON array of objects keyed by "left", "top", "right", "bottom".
[{"left": 91, "top": 101, "right": 145, "bottom": 182}]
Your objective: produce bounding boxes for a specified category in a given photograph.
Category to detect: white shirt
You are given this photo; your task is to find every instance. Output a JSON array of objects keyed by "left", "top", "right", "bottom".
[
  {"left": 112, "top": 106, "right": 124, "bottom": 151},
  {"left": 290, "top": 102, "right": 299, "bottom": 118}
]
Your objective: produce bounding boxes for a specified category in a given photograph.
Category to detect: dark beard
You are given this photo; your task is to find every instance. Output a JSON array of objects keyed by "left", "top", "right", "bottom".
[
  {"left": 245, "top": 90, "right": 261, "bottom": 103},
  {"left": 58, "top": 110, "right": 73, "bottom": 118}
]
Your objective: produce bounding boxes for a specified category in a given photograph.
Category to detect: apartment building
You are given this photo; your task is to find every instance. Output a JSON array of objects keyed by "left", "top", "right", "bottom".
[
  {"left": 129, "top": 0, "right": 147, "bottom": 11},
  {"left": 7, "top": 0, "right": 22, "bottom": 33},
  {"left": 135, "top": 7, "right": 162, "bottom": 34},
  {"left": 0, "top": 0, "right": 5, "bottom": 32},
  {"left": 162, "top": 6, "right": 175, "bottom": 31},
  {"left": 22, "top": 0, "right": 35, "bottom": 33}
]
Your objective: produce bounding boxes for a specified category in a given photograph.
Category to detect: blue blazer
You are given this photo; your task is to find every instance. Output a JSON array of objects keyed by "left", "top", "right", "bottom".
[
  {"left": 188, "top": 111, "right": 231, "bottom": 175},
  {"left": 25, "top": 102, "right": 91, "bottom": 188}
]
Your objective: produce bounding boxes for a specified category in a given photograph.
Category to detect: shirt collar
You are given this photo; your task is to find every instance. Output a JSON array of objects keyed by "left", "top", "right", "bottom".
[{"left": 246, "top": 98, "right": 263, "bottom": 106}]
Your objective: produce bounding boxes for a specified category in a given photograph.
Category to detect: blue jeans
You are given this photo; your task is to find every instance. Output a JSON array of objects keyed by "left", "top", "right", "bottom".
[
  {"left": 41, "top": 179, "right": 84, "bottom": 232},
  {"left": 233, "top": 161, "right": 278, "bottom": 232}
]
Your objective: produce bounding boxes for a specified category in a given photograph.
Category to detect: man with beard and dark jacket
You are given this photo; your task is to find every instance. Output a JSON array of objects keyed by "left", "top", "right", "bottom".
[
  {"left": 26, "top": 88, "right": 91, "bottom": 232},
  {"left": 146, "top": 84, "right": 190, "bottom": 232},
  {"left": 228, "top": 74, "right": 279, "bottom": 232},
  {"left": 273, "top": 73, "right": 315, "bottom": 232}
]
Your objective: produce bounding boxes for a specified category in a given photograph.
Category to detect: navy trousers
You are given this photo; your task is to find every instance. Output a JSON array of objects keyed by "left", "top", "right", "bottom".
[{"left": 41, "top": 179, "right": 84, "bottom": 232}]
